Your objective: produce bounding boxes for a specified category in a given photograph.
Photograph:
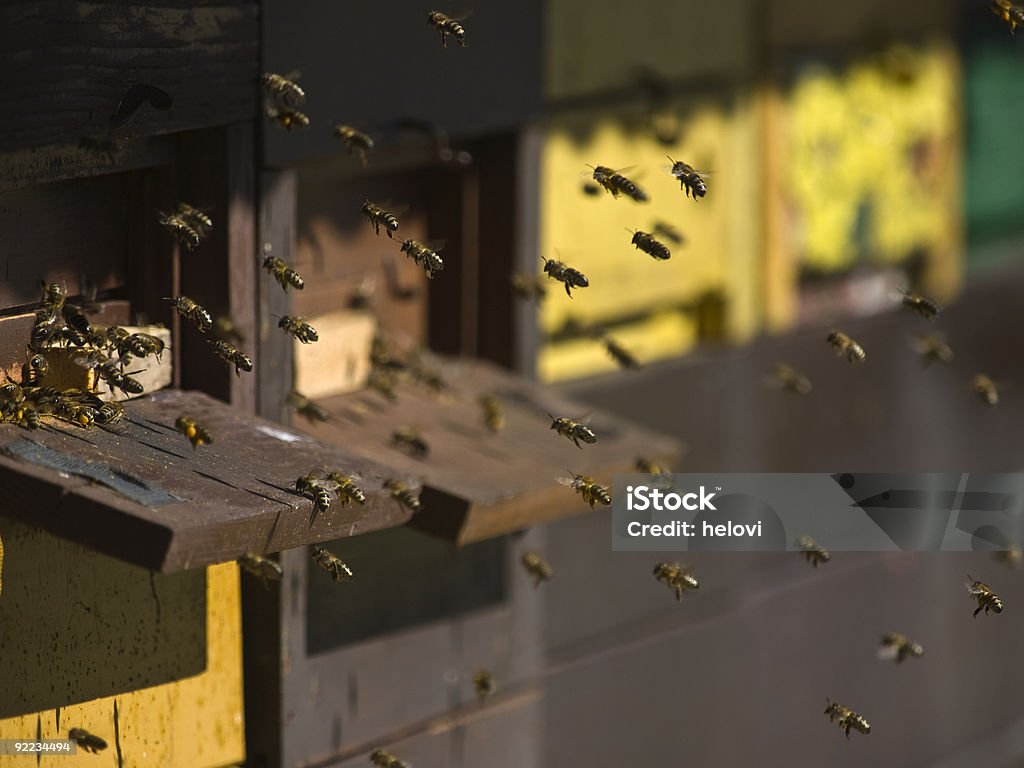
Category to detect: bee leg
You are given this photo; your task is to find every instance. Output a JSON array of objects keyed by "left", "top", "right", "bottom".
[
  {"left": 563, "top": 282, "right": 573, "bottom": 299},
  {"left": 973, "top": 604, "right": 982, "bottom": 618},
  {"left": 573, "top": 436, "right": 581, "bottom": 449}
]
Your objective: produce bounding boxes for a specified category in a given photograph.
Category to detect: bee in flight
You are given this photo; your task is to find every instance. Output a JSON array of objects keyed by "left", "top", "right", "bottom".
[
  {"left": 541, "top": 255, "right": 589, "bottom": 298},
  {"left": 589, "top": 165, "right": 648, "bottom": 202},
  {"left": 895, "top": 289, "right": 941, "bottom": 319},
  {"left": 287, "top": 391, "right": 330, "bottom": 423},
  {"left": 237, "top": 553, "right": 284, "bottom": 587},
  {"left": 296, "top": 472, "right": 335, "bottom": 518},
  {"left": 473, "top": 670, "right": 496, "bottom": 702},
  {"left": 653, "top": 562, "right": 699, "bottom": 601},
  {"left": 877, "top": 632, "right": 924, "bottom": 664},
  {"left": 266, "top": 104, "right": 310, "bottom": 131},
  {"left": 796, "top": 535, "right": 830, "bottom": 567},
  {"left": 994, "top": 546, "right": 1023, "bottom": 569},
  {"left": 159, "top": 202, "right": 212, "bottom": 249},
  {"left": 651, "top": 220, "right": 685, "bottom": 245},
  {"left": 164, "top": 295, "right": 212, "bottom": 333},
  {"left": 427, "top": 10, "right": 468, "bottom": 47},
  {"left": 972, "top": 374, "right": 1000, "bottom": 407},
  {"left": 176, "top": 416, "right": 213, "bottom": 449},
  {"left": 823, "top": 699, "right": 871, "bottom": 739},
  {"left": 332, "top": 124, "right": 374, "bottom": 165},
  {"left": 636, "top": 457, "right": 671, "bottom": 477},
  {"left": 391, "top": 428, "right": 430, "bottom": 458},
  {"left": 521, "top": 552, "right": 553, "bottom": 587},
  {"left": 911, "top": 333, "right": 953, "bottom": 366},
  {"left": 262, "top": 244, "right": 305, "bottom": 292},
  {"left": 261, "top": 72, "right": 305, "bottom": 106},
  {"left": 399, "top": 239, "right": 445, "bottom": 278},
  {"left": 826, "top": 330, "right": 866, "bottom": 363},
  {"left": 208, "top": 339, "right": 253, "bottom": 376},
  {"left": 325, "top": 471, "right": 366, "bottom": 505},
  {"left": 558, "top": 472, "right": 611, "bottom": 508},
  {"left": 68, "top": 728, "right": 108, "bottom": 754},
  {"left": 992, "top": 0, "right": 1024, "bottom": 33},
  {"left": 370, "top": 748, "right": 411, "bottom": 768},
  {"left": 311, "top": 544, "right": 354, "bottom": 582},
  {"left": 479, "top": 394, "right": 505, "bottom": 432},
  {"left": 362, "top": 200, "right": 400, "bottom": 238},
  {"left": 666, "top": 157, "right": 708, "bottom": 200},
  {"left": 966, "top": 575, "right": 1003, "bottom": 617},
  {"left": 602, "top": 335, "right": 641, "bottom": 370},
  {"left": 549, "top": 414, "right": 597, "bottom": 449},
  {"left": 278, "top": 315, "right": 318, "bottom": 344},
  {"left": 384, "top": 478, "right": 422, "bottom": 513},
  {"left": 766, "top": 363, "right": 812, "bottom": 395},
  {"left": 510, "top": 273, "right": 547, "bottom": 302},
  {"left": 627, "top": 229, "right": 671, "bottom": 261}
]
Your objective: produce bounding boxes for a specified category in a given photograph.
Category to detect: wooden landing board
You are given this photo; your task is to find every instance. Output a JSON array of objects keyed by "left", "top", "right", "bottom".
[
  {"left": 0, "top": 389, "right": 419, "bottom": 573},
  {"left": 303, "top": 359, "right": 684, "bottom": 544}
]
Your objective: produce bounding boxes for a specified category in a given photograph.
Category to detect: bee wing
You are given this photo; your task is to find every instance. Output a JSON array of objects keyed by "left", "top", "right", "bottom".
[
  {"left": 876, "top": 644, "right": 900, "bottom": 661},
  {"left": 425, "top": 239, "right": 447, "bottom": 252},
  {"left": 556, "top": 475, "right": 577, "bottom": 487},
  {"left": 965, "top": 577, "right": 983, "bottom": 593}
]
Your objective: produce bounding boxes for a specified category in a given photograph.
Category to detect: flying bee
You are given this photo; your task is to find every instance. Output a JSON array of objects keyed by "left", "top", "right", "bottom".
[
  {"left": 325, "top": 472, "right": 367, "bottom": 505},
  {"left": 208, "top": 339, "right": 253, "bottom": 376},
  {"left": 994, "top": 546, "right": 1023, "bottom": 569},
  {"left": 823, "top": 700, "right": 871, "bottom": 739},
  {"left": 479, "top": 394, "right": 505, "bottom": 432},
  {"left": 370, "top": 749, "right": 411, "bottom": 768},
  {"left": 651, "top": 220, "right": 685, "bottom": 245},
  {"left": 893, "top": 289, "right": 941, "bottom": 319},
  {"left": 510, "top": 273, "right": 547, "bottom": 302},
  {"left": 911, "top": 333, "right": 954, "bottom": 366},
  {"left": 992, "top": 0, "right": 1024, "bottom": 33},
  {"left": 603, "top": 336, "right": 641, "bottom": 370},
  {"left": 311, "top": 545, "right": 354, "bottom": 582},
  {"left": 68, "top": 728, "right": 108, "bottom": 754},
  {"left": 766, "top": 363, "right": 812, "bottom": 395},
  {"left": 972, "top": 374, "right": 1000, "bottom": 406},
  {"left": 653, "top": 562, "right": 700, "bottom": 601},
  {"left": 165, "top": 296, "right": 212, "bottom": 333},
  {"left": 541, "top": 255, "right": 589, "bottom": 298},
  {"left": 74, "top": 352, "right": 144, "bottom": 396},
  {"left": 287, "top": 391, "right": 330, "bottom": 422},
  {"left": 261, "top": 72, "right": 305, "bottom": 106},
  {"left": 636, "top": 457, "right": 671, "bottom": 477},
  {"left": 549, "top": 414, "right": 597, "bottom": 449},
  {"left": 966, "top": 575, "right": 1004, "bottom": 617},
  {"left": 176, "top": 415, "right": 213, "bottom": 449},
  {"left": 427, "top": 10, "right": 468, "bottom": 47},
  {"left": 266, "top": 104, "right": 310, "bottom": 131},
  {"left": 399, "top": 239, "right": 445, "bottom": 278},
  {"left": 796, "top": 535, "right": 830, "bottom": 567},
  {"left": 95, "top": 401, "right": 125, "bottom": 425},
  {"left": 627, "top": 229, "right": 671, "bottom": 261},
  {"left": 261, "top": 244, "right": 305, "bottom": 292},
  {"left": 391, "top": 428, "right": 429, "bottom": 458},
  {"left": 21, "top": 353, "right": 48, "bottom": 385},
  {"left": 384, "top": 478, "right": 422, "bottom": 513},
  {"left": 878, "top": 632, "right": 924, "bottom": 663},
  {"left": 123, "top": 332, "right": 166, "bottom": 361},
  {"left": 473, "top": 670, "right": 495, "bottom": 702},
  {"left": 362, "top": 200, "right": 400, "bottom": 238},
  {"left": 159, "top": 210, "right": 204, "bottom": 250},
  {"left": 237, "top": 553, "right": 283, "bottom": 586},
  {"left": 558, "top": 472, "right": 611, "bottom": 507},
  {"left": 666, "top": 157, "right": 708, "bottom": 200},
  {"left": 589, "top": 165, "right": 648, "bottom": 202},
  {"left": 296, "top": 472, "right": 335, "bottom": 517},
  {"left": 277, "top": 315, "right": 318, "bottom": 344},
  {"left": 826, "top": 330, "right": 866, "bottom": 363},
  {"left": 333, "top": 124, "right": 374, "bottom": 165}
]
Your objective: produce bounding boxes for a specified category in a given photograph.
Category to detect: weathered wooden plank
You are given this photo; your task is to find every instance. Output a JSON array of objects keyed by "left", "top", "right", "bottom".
[{"left": 0, "top": 389, "right": 420, "bottom": 572}]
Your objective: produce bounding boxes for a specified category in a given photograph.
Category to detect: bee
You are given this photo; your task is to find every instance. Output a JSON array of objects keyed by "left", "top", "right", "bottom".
[
  {"left": 973, "top": 374, "right": 999, "bottom": 406},
  {"left": 333, "top": 124, "right": 374, "bottom": 165},
  {"left": 362, "top": 200, "right": 400, "bottom": 238},
  {"left": 627, "top": 229, "right": 671, "bottom": 261},
  {"left": 603, "top": 336, "right": 640, "bottom": 370},
  {"left": 653, "top": 562, "right": 699, "bottom": 601},
  {"left": 16, "top": 403, "right": 40, "bottom": 430},
  {"left": 61, "top": 303, "right": 92, "bottom": 334},
  {"left": 510, "top": 273, "right": 547, "bottom": 302},
  {"left": 479, "top": 394, "right": 505, "bottom": 432},
  {"left": 74, "top": 353, "right": 145, "bottom": 397},
  {"left": 68, "top": 728, "right": 108, "bottom": 754},
  {"left": 176, "top": 415, "right": 213, "bottom": 449},
  {"left": 826, "top": 330, "right": 866, "bottom": 363},
  {"left": 296, "top": 472, "right": 335, "bottom": 517},
  {"left": 261, "top": 244, "right": 305, "bottom": 292},
  {"left": 58, "top": 401, "right": 97, "bottom": 428},
  {"left": 549, "top": 415, "right": 597, "bottom": 449},
  {"left": 767, "top": 363, "right": 812, "bottom": 395},
  {"left": 541, "top": 255, "right": 589, "bottom": 298},
  {"left": 367, "top": 368, "right": 399, "bottom": 402},
  {"left": 473, "top": 670, "right": 496, "bottom": 702},
  {"left": 21, "top": 353, "right": 48, "bottom": 385},
  {"left": 123, "top": 332, "right": 166, "bottom": 361},
  {"left": 651, "top": 220, "right": 685, "bottom": 245},
  {"left": 237, "top": 553, "right": 284, "bottom": 586},
  {"left": 175, "top": 203, "right": 213, "bottom": 238},
  {"left": 399, "top": 239, "right": 444, "bottom": 278},
  {"left": 427, "top": 10, "right": 468, "bottom": 47},
  {"left": 384, "top": 478, "right": 422, "bottom": 513},
  {"left": 261, "top": 72, "right": 305, "bottom": 106},
  {"left": 992, "top": 0, "right": 1024, "bottom": 33},
  {"left": 966, "top": 575, "right": 1004, "bottom": 617},
  {"left": 911, "top": 333, "right": 954, "bottom": 366},
  {"left": 391, "top": 428, "right": 429, "bottom": 458},
  {"left": 214, "top": 316, "right": 246, "bottom": 345},
  {"left": 278, "top": 315, "right": 319, "bottom": 344},
  {"left": 895, "top": 289, "right": 941, "bottom": 319},
  {"left": 666, "top": 157, "right": 708, "bottom": 200},
  {"left": 266, "top": 105, "right": 310, "bottom": 131},
  {"left": 287, "top": 391, "right": 330, "bottom": 423},
  {"left": 311, "top": 544, "right": 354, "bottom": 582},
  {"left": 370, "top": 749, "right": 411, "bottom": 768},
  {"left": 165, "top": 296, "right": 212, "bottom": 333},
  {"left": 590, "top": 165, "right": 648, "bottom": 202},
  {"left": 521, "top": 552, "right": 553, "bottom": 587},
  {"left": 39, "top": 281, "right": 66, "bottom": 314},
  {"left": 325, "top": 472, "right": 367, "bottom": 505},
  {"left": 558, "top": 472, "right": 611, "bottom": 508},
  {"left": 208, "top": 339, "right": 253, "bottom": 376},
  {"left": 877, "top": 632, "right": 924, "bottom": 663},
  {"left": 159, "top": 209, "right": 206, "bottom": 250},
  {"left": 796, "top": 535, "right": 830, "bottom": 567},
  {"left": 95, "top": 401, "right": 125, "bottom": 425},
  {"left": 823, "top": 700, "right": 871, "bottom": 739},
  {"left": 993, "top": 546, "right": 1023, "bottom": 569}
]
